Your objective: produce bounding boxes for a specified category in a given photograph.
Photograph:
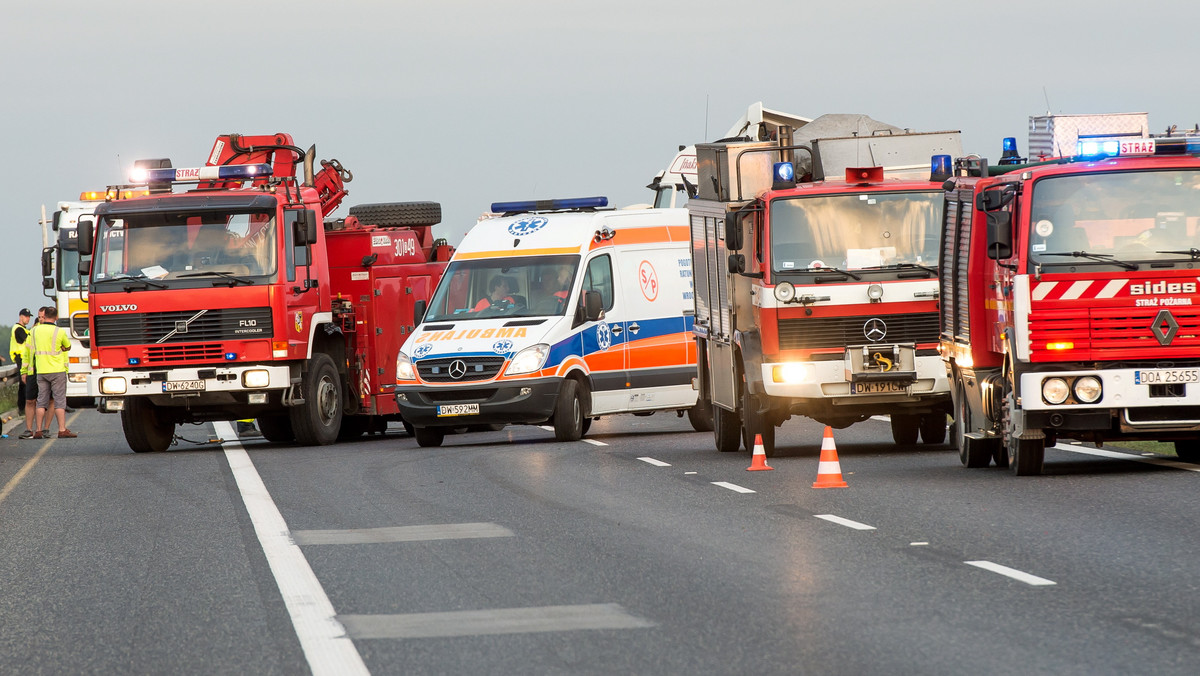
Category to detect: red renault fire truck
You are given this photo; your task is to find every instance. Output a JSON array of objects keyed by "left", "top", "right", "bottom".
[
  {"left": 942, "top": 130, "right": 1200, "bottom": 474},
  {"left": 80, "top": 133, "right": 451, "bottom": 452}
]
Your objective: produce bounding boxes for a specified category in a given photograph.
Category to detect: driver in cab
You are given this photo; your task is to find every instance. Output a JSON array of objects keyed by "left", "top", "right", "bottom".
[{"left": 474, "top": 275, "right": 516, "bottom": 312}]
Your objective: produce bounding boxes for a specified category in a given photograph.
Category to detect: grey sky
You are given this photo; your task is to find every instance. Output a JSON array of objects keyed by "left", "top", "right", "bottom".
[{"left": 4, "top": 0, "right": 1196, "bottom": 315}]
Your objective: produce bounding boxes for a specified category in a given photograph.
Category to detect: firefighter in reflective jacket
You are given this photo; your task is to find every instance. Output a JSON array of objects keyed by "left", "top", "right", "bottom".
[{"left": 22, "top": 306, "right": 74, "bottom": 439}]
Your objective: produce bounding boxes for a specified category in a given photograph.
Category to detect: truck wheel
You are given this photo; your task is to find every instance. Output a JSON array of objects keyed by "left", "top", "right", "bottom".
[
  {"left": 739, "top": 370, "right": 776, "bottom": 456},
  {"left": 687, "top": 400, "right": 714, "bottom": 432},
  {"left": 337, "top": 416, "right": 368, "bottom": 441},
  {"left": 713, "top": 405, "right": 741, "bottom": 452},
  {"left": 348, "top": 201, "right": 441, "bottom": 227},
  {"left": 1003, "top": 379, "right": 1043, "bottom": 475},
  {"left": 256, "top": 415, "right": 294, "bottom": 443},
  {"left": 955, "top": 385, "right": 989, "bottom": 468},
  {"left": 289, "top": 353, "right": 343, "bottom": 446},
  {"left": 1174, "top": 440, "right": 1200, "bottom": 463},
  {"left": 919, "top": 413, "right": 946, "bottom": 445},
  {"left": 122, "top": 398, "right": 174, "bottom": 453},
  {"left": 413, "top": 426, "right": 444, "bottom": 447},
  {"left": 890, "top": 414, "right": 920, "bottom": 445},
  {"left": 552, "top": 379, "right": 585, "bottom": 442},
  {"left": 581, "top": 418, "right": 592, "bottom": 436}
]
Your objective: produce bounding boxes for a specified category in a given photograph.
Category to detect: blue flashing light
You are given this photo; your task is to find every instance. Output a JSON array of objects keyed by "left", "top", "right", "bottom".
[
  {"left": 1077, "top": 140, "right": 1120, "bottom": 158},
  {"left": 930, "top": 154, "right": 952, "bottom": 180},
  {"left": 225, "top": 352, "right": 238, "bottom": 361},
  {"left": 1002, "top": 137, "right": 1018, "bottom": 152},
  {"left": 132, "top": 163, "right": 274, "bottom": 184},
  {"left": 490, "top": 196, "right": 608, "bottom": 213},
  {"left": 774, "top": 162, "right": 795, "bottom": 182},
  {"left": 128, "top": 358, "right": 141, "bottom": 366}
]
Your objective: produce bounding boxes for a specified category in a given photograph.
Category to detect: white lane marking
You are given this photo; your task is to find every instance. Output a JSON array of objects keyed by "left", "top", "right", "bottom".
[
  {"left": 1054, "top": 444, "right": 1200, "bottom": 472},
  {"left": 870, "top": 415, "right": 890, "bottom": 422},
  {"left": 583, "top": 439, "right": 607, "bottom": 446},
  {"left": 684, "top": 471, "right": 697, "bottom": 475},
  {"left": 711, "top": 481, "right": 755, "bottom": 494},
  {"left": 638, "top": 457, "right": 670, "bottom": 467},
  {"left": 539, "top": 425, "right": 554, "bottom": 432},
  {"left": 216, "top": 422, "right": 368, "bottom": 676},
  {"left": 340, "top": 603, "right": 654, "bottom": 639},
  {"left": 965, "top": 560, "right": 1057, "bottom": 586},
  {"left": 911, "top": 542, "right": 930, "bottom": 546},
  {"left": 814, "top": 514, "right": 876, "bottom": 531},
  {"left": 292, "top": 523, "right": 514, "bottom": 546}
]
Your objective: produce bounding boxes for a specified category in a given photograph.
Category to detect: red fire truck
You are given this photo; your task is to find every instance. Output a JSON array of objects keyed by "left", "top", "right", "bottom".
[
  {"left": 690, "top": 114, "right": 962, "bottom": 455},
  {"left": 79, "top": 133, "right": 452, "bottom": 452},
  {"left": 942, "top": 131, "right": 1200, "bottom": 474}
]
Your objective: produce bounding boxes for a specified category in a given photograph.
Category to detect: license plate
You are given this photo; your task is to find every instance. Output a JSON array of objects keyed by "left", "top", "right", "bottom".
[
  {"left": 437, "top": 403, "right": 479, "bottom": 417},
  {"left": 1135, "top": 369, "right": 1199, "bottom": 385},
  {"left": 162, "top": 380, "right": 205, "bottom": 392},
  {"left": 850, "top": 381, "right": 907, "bottom": 395}
]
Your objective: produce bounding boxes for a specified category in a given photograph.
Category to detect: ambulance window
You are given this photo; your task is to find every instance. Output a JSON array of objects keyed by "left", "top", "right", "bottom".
[{"left": 583, "top": 255, "right": 614, "bottom": 311}]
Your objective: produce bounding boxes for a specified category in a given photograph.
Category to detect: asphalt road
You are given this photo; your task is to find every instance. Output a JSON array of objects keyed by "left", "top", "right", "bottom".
[{"left": 1, "top": 408, "right": 1198, "bottom": 675}]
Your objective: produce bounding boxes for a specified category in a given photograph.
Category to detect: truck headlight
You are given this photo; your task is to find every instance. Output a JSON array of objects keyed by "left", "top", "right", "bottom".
[
  {"left": 505, "top": 344, "right": 549, "bottom": 376},
  {"left": 774, "top": 281, "right": 795, "bottom": 303},
  {"left": 1042, "top": 377, "right": 1069, "bottom": 405},
  {"left": 396, "top": 351, "right": 416, "bottom": 381},
  {"left": 772, "top": 363, "right": 810, "bottom": 383},
  {"left": 68, "top": 373, "right": 88, "bottom": 383},
  {"left": 1074, "top": 376, "right": 1102, "bottom": 403},
  {"left": 99, "top": 376, "right": 127, "bottom": 395},
  {"left": 242, "top": 369, "right": 270, "bottom": 388}
]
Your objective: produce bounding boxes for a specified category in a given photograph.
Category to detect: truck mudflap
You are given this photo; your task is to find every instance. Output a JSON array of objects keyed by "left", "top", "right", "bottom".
[{"left": 395, "top": 377, "right": 564, "bottom": 428}]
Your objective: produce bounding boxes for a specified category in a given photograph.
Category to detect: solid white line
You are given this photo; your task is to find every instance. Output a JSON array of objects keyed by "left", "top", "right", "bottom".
[
  {"left": 216, "top": 422, "right": 368, "bottom": 676},
  {"left": 637, "top": 457, "right": 670, "bottom": 467},
  {"left": 814, "top": 514, "right": 876, "bottom": 531},
  {"left": 1054, "top": 444, "right": 1200, "bottom": 472},
  {"left": 965, "top": 560, "right": 1056, "bottom": 586},
  {"left": 711, "top": 481, "right": 755, "bottom": 494},
  {"left": 583, "top": 439, "right": 607, "bottom": 446},
  {"left": 292, "top": 523, "right": 514, "bottom": 546},
  {"left": 340, "top": 603, "right": 654, "bottom": 639}
]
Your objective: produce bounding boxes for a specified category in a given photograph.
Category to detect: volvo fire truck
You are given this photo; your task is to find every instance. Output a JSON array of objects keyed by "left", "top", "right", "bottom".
[
  {"left": 942, "top": 126, "right": 1200, "bottom": 475},
  {"left": 690, "top": 114, "right": 962, "bottom": 455},
  {"left": 80, "top": 133, "right": 452, "bottom": 452}
]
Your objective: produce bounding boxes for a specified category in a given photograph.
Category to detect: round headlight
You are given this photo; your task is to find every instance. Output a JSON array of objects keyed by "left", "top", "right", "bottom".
[
  {"left": 774, "top": 281, "right": 796, "bottom": 303},
  {"left": 1042, "top": 377, "right": 1070, "bottom": 405},
  {"left": 867, "top": 283, "right": 884, "bottom": 300},
  {"left": 1074, "top": 376, "right": 1102, "bottom": 403}
]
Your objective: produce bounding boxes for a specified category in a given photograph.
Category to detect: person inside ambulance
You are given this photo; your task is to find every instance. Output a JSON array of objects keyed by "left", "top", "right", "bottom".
[
  {"left": 536, "top": 264, "right": 574, "bottom": 313},
  {"left": 474, "top": 275, "right": 517, "bottom": 312}
]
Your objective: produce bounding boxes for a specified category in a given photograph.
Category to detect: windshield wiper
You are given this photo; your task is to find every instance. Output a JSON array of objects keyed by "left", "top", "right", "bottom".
[
  {"left": 1156, "top": 248, "right": 1200, "bottom": 260},
  {"left": 106, "top": 273, "right": 167, "bottom": 290},
  {"left": 176, "top": 270, "right": 255, "bottom": 286},
  {"left": 857, "top": 262, "right": 938, "bottom": 275},
  {"left": 1040, "top": 251, "right": 1139, "bottom": 271},
  {"left": 801, "top": 266, "right": 862, "bottom": 281}
]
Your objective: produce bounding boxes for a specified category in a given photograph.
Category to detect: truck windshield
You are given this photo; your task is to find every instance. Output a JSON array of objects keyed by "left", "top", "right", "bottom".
[
  {"left": 92, "top": 210, "right": 277, "bottom": 288},
  {"left": 769, "top": 190, "right": 943, "bottom": 272},
  {"left": 1029, "top": 170, "right": 1200, "bottom": 265},
  {"left": 424, "top": 255, "right": 580, "bottom": 322}
]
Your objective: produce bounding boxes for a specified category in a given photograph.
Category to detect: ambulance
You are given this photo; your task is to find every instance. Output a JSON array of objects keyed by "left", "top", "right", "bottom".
[{"left": 394, "top": 197, "right": 711, "bottom": 447}]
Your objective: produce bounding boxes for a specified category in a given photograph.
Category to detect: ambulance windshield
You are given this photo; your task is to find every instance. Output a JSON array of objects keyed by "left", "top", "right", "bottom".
[
  {"left": 1029, "top": 170, "right": 1200, "bottom": 265},
  {"left": 769, "top": 190, "right": 943, "bottom": 272},
  {"left": 425, "top": 255, "right": 580, "bottom": 321}
]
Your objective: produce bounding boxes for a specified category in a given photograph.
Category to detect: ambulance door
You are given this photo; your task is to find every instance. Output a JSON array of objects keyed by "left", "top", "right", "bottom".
[
  {"left": 615, "top": 246, "right": 690, "bottom": 411},
  {"left": 579, "top": 252, "right": 628, "bottom": 415}
]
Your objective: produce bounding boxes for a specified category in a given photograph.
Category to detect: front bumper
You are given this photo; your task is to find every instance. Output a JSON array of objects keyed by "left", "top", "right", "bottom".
[
  {"left": 93, "top": 364, "right": 291, "bottom": 407},
  {"left": 395, "top": 377, "right": 564, "bottom": 428}
]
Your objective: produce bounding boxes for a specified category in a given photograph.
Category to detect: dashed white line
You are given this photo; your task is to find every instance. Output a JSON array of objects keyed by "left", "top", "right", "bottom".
[
  {"left": 637, "top": 457, "right": 670, "bottom": 467},
  {"left": 583, "top": 439, "right": 607, "bottom": 446},
  {"left": 1054, "top": 444, "right": 1200, "bottom": 472},
  {"left": 965, "top": 560, "right": 1056, "bottom": 586},
  {"left": 711, "top": 481, "right": 755, "bottom": 494},
  {"left": 814, "top": 514, "right": 876, "bottom": 531}
]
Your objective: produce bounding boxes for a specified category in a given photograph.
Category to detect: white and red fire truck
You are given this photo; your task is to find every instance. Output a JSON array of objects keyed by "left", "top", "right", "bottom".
[
  {"left": 80, "top": 133, "right": 452, "bottom": 452},
  {"left": 942, "top": 123, "right": 1200, "bottom": 474}
]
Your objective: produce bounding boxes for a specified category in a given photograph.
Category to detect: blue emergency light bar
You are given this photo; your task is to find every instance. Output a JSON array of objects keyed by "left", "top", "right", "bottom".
[
  {"left": 1003, "top": 137, "right": 1018, "bottom": 152},
  {"left": 490, "top": 196, "right": 608, "bottom": 213},
  {"left": 930, "top": 154, "right": 952, "bottom": 181},
  {"left": 130, "top": 163, "right": 274, "bottom": 184},
  {"left": 772, "top": 161, "right": 796, "bottom": 190}
]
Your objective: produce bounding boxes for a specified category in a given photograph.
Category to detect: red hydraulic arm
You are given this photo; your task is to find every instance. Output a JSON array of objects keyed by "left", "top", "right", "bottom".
[{"left": 201, "top": 132, "right": 352, "bottom": 216}]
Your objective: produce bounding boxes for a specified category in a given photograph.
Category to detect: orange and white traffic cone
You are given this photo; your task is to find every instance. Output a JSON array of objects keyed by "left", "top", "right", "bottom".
[
  {"left": 746, "top": 434, "right": 774, "bottom": 471},
  {"left": 812, "top": 426, "right": 848, "bottom": 488}
]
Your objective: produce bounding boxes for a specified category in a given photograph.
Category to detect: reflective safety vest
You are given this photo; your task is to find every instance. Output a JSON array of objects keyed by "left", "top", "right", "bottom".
[
  {"left": 23, "top": 324, "right": 70, "bottom": 375},
  {"left": 9, "top": 322, "right": 28, "bottom": 362}
]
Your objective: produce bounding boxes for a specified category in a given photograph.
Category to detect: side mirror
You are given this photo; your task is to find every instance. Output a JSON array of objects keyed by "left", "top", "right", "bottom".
[
  {"left": 78, "top": 258, "right": 92, "bottom": 276},
  {"left": 986, "top": 211, "right": 1013, "bottom": 260},
  {"left": 976, "top": 185, "right": 1016, "bottom": 211},
  {"left": 41, "top": 248, "right": 53, "bottom": 277},
  {"left": 724, "top": 212, "right": 744, "bottom": 251},
  {"left": 583, "top": 290, "right": 603, "bottom": 322},
  {"left": 413, "top": 299, "right": 427, "bottom": 326},
  {"left": 293, "top": 209, "right": 318, "bottom": 245},
  {"left": 77, "top": 218, "right": 95, "bottom": 254},
  {"left": 728, "top": 253, "right": 746, "bottom": 274},
  {"left": 43, "top": 277, "right": 55, "bottom": 291}
]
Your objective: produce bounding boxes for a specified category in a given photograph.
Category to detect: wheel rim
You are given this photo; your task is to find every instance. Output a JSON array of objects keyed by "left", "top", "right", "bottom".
[{"left": 316, "top": 375, "right": 339, "bottom": 426}]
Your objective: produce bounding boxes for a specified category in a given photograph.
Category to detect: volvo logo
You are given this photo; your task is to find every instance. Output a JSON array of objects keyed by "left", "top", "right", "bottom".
[
  {"left": 448, "top": 359, "right": 468, "bottom": 380},
  {"left": 863, "top": 318, "right": 888, "bottom": 342},
  {"left": 100, "top": 304, "right": 137, "bottom": 312},
  {"left": 1151, "top": 309, "right": 1179, "bottom": 346}
]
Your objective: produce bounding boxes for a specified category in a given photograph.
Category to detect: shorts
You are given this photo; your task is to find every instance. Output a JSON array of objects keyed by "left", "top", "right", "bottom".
[
  {"left": 25, "top": 372, "right": 37, "bottom": 405},
  {"left": 36, "top": 372, "right": 66, "bottom": 410}
]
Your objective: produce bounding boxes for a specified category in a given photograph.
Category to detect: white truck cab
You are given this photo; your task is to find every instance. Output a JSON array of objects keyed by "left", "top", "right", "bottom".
[{"left": 394, "top": 197, "right": 711, "bottom": 446}]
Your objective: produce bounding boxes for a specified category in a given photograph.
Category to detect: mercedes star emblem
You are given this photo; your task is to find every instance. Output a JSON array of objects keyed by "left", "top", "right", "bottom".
[
  {"left": 863, "top": 318, "right": 888, "bottom": 342},
  {"left": 448, "top": 359, "right": 468, "bottom": 380}
]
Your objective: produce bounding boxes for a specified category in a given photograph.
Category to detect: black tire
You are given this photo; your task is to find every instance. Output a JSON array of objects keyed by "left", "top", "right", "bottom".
[
  {"left": 891, "top": 414, "right": 920, "bottom": 445},
  {"left": 413, "top": 426, "right": 445, "bottom": 447},
  {"left": 1003, "top": 376, "right": 1043, "bottom": 475},
  {"left": 289, "top": 353, "right": 343, "bottom": 446},
  {"left": 337, "top": 416, "right": 368, "bottom": 441},
  {"left": 256, "top": 415, "right": 295, "bottom": 443},
  {"left": 348, "top": 201, "right": 441, "bottom": 227},
  {"left": 919, "top": 413, "right": 947, "bottom": 445},
  {"left": 740, "top": 371, "right": 776, "bottom": 456},
  {"left": 122, "top": 398, "right": 174, "bottom": 453},
  {"left": 402, "top": 420, "right": 415, "bottom": 437},
  {"left": 687, "top": 400, "right": 714, "bottom": 432},
  {"left": 1174, "top": 440, "right": 1200, "bottom": 463},
  {"left": 713, "top": 405, "right": 741, "bottom": 452},
  {"left": 552, "top": 379, "right": 585, "bottom": 442},
  {"left": 581, "top": 418, "right": 592, "bottom": 436}
]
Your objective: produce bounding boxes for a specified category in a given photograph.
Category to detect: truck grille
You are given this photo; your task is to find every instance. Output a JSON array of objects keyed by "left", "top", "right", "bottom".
[
  {"left": 145, "top": 344, "right": 226, "bottom": 363},
  {"left": 94, "top": 307, "right": 273, "bottom": 347},
  {"left": 779, "top": 313, "right": 940, "bottom": 350},
  {"left": 417, "top": 356, "right": 505, "bottom": 383},
  {"left": 1030, "top": 307, "right": 1200, "bottom": 357}
]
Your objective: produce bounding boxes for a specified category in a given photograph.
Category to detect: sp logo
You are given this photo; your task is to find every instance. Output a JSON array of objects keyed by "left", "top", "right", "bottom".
[
  {"left": 597, "top": 322, "right": 612, "bottom": 351},
  {"left": 507, "top": 217, "right": 548, "bottom": 237},
  {"left": 492, "top": 339, "right": 514, "bottom": 354},
  {"left": 638, "top": 260, "right": 659, "bottom": 302},
  {"left": 413, "top": 343, "right": 434, "bottom": 357}
]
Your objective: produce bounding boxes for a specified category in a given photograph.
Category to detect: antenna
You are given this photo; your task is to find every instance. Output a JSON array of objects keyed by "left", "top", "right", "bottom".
[
  {"left": 1042, "top": 87, "right": 1052, "bottom": 115},
  {"left": 705, "top": 95, "right": 710, "bottom": 142}
]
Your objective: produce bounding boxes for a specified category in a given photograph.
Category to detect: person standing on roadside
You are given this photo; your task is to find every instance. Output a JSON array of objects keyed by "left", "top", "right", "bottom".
[
  {"left": 11, "top": 308, "right": 32, "bottom": 437},
  {"left": 24, "top": 306, "right": 75, "bottom": 439}
]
